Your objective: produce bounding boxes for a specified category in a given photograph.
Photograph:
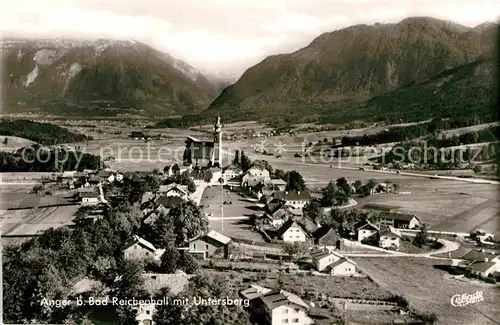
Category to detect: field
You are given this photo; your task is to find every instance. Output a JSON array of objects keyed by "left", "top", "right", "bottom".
[{"left": 353, "top": 257, "right": 500, "bottom": 325}]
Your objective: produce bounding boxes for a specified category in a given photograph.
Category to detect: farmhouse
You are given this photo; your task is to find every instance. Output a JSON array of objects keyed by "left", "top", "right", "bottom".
[
  {"left": 80, "top": 192, "right": 100, "bottom": 206},
  {"left": 356, "top": 221, "right": 379, "bottom": 242},
  {"left": 255, "top": 289, "right": 313, "bottom": 325},
  {"left": 222, "top": 164, "right": 243, "bottom": 183},
  {"left": 325, "top": 258, "right": 357, "bottom": 276},
  {"left": 265, "top": 178, "right": 287, "bottom": 191},
  {"left": 245, "top": 166, "right": 271, "bottom": 180},
  {"left": 158, "top": 183, "right": 188, "bottom": 199},
  {"left": 266, "top": 207, "right": 302, "bottom": 228},
  {"left": 460, "top": 249, "right": 500, "bottom": 263},
  {"left": 379, "top": 227, "right": 402, "bottom": 250},
  {"left": 122, "top": 235, "right": 164, "bottom": 261},
  {"left": 188, "top": 230, "right": 232, "bottom": 259},
  {"left": 274, "top": 191, "right": 311, "bottom": 209},
  {"left": 378, "top": 213, "right": 420, "bottom": 229},
  {"left": 240, "top": 284, "right": 273, "bottom": 302},
  {"left": 311, "top": 249, "right": 342, "bottom": 272},
  {"left": 313, "top": 226, "right": 340, "bottom": 248},
  {"left": 278, "top": 220, "right": 308, "bottom": 243}
]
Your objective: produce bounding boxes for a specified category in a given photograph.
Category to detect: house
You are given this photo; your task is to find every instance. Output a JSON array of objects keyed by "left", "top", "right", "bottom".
[
  {"left": 313, "top": 226, "right": 340, "bottom": 248},
  {"left": 246, "top": 166, "right": 271, "bottom": 180},
  {"left": 136, "top": 272, "right": 194, "bottom": 325},
  {"left": 222, "top": 164, "right": 242, "bottom": 183},
  {"left": 379, "top": 226, "right": 402, "bottom": 250},
  {"left": 122, "top": 235, "right": 164, "bottom": 261},
  {"left": 265, "top": 178, "right": 287, "bottom": 191},
  {"left": 188, "top": 230, "right": 232, "bottom": 259},
  {"left": 266, "top": 207, "right": 302, "bottom": 228},
  {"left": 274, "top": 191, "right": 311, "bottom": 209},
  {"left": 277, "top": 220, "right": 308, "bottom": 243},
  {"left": 265, "top": 198, "right": 285, "bottom": 215},
  {"left": 142, "top": 205, "right": 170, "bottom": 225},
  {"left": 97, "top": 170, "right": 115, "bottom": 183},
  {"left": 325, "top": 258, "right": 357, "bottom": 276},
  {"left": 460, "top": 249, "right": 500, "bottom": 264},
  {"left": 356, "top": 221, "right": 379, "bottom": 242},
  {"left": 155, "top": 195, "right": 184, "bottom": 212},
  {"left": 240, "top": 284, "right": 273, "bottom": 303},
  {"left": 80, "top": 192, "right": 100, "bottom": 206},
  {"left": 256, "top": 289, "right": 313, "bottom": 325},
  {"left": 378, "top": 213, "right": 420, "bottom": 229},
  {"left": 115, "top": 173, "right": 124, "bottom": 182},
  {"left": 158, "top": 183, "right": 189, "bottom": 200},
  {"left": 467, "top": 261, "right": 499, "bottom": 277},
  {"left": 311, "top": 249, "right": 343, "bottom": 272}
]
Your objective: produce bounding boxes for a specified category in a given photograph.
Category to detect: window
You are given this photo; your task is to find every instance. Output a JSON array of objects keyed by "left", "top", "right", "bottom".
[
  {"left": 145, "top": 252, "right": 149, "bottom": 256},
  {"left": 284, "top": 309, "right": 289, "bottom": 314},
  {"left": 292, "top": 318, "right": 299, "bottom": 323},
  {"left": 282, "top": 319, "right": 289, "bottom": 323},
  {"left": 134, "top": 245, "right": 137, "bottom": 250},
  {"left": 146, "top": 311, "right": 150, "bottom": 315},
  {"left": 206, "top": 245, "right": 209, "bottom": 250},
  {"left": 193, "top": 244, "right": 196, "bottom": 249},
  {"left": 294, "top": 309, "right": 299, "bottom": 313}
]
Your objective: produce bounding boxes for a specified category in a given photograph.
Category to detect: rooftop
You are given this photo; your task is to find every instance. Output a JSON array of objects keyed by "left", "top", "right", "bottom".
[
  {"left": 259, "top": 289, "right": 309, "bottom": 310},
  {"left": 467, "top": 261, "right": 497, "bottom": 272},
  {"left": 274, "top": 191, "right": 311, "bottom": 201},
  {"left": 156, "top": 195, "right": 184, "bottom": 208},
  {"left": 123, "top": 235, "right": 157, "bottom": 252},
  {"left": 379, "top": 212, "right": 419, "bottom": 222}
]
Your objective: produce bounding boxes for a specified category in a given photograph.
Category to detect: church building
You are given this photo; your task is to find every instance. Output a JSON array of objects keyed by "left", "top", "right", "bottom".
[{"left": 183, "top": 115, "right": 222, "bottom": 168}]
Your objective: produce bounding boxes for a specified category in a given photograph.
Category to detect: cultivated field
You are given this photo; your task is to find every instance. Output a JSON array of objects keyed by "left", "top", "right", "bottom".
[{"left": 353, "top": 257, "right": 500, "bottom": 325}]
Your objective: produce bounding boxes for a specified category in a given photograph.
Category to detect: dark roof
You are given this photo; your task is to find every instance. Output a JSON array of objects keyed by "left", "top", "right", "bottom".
[
  {"left": 461, "top": 249, "right": 499, "bottom": 262},
  {"left": 379, "top": 213, "right": 419, "bottom": 222},
  {"left": 223, "top": 164, "right": 242, "bottom": 172},
  {"left": 258, "top": 290, "right": 309, "bottom": 310},
  {"left": 156, "top": 195, "right": 184, "bottom": 208},
  {"left": 356, "top": 221, "right": 379, "bottom": 231},
  {"left": 265, "top": 199, "right": 285, "bottom": 214},
  {"left": 185, "top": 136, "right": 215, "bottom": 146},
  {"left": 467, "top": 261, "right": 497, "bottom": 272},
  {"left": 80, "top": 192, "right": 99, "bottom": 198},
  {"left": 97, "top": 170, "right": 113, "bottom": 177},
  {"left": 313, "top": 225, "right": 334, "bottom": 240},
  {"left": 274, "top": 191, "right": 311, "bottom": 201},
  {"left": 328, "top": 258, "right": 355, "bottom": 269},
  {"left": 277, "top": 220, "right": 306, "bottom": 237}
]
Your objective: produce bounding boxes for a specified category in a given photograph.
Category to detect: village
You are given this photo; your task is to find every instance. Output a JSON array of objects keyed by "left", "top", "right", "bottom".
[{"left": 3, "top": 116, "right": 496, "bottom": 325}]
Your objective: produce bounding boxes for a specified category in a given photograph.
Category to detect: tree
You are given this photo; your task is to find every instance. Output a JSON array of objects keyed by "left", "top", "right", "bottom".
[
  {"left": 160, "top": 243, "right": 180, "bottom": 273},
  {"left": 111, "top": 259, "right": 146, "bottom": 299},
  {"left": 273, "top": 169, "right": 285, "bottom": 179},
  {"left": 148, "top": 213, "right": 177, "bottom": 248},
  {"left": 233, "top": 150, "right": 240, "bottom": 165},
  {"left": 240, "top": 151, "right": 252, "bottom": 172},
  {"left": 284, "top": 171, "right": 306, "bottom": 192},
  {"left": 166, "top": 201, "right": 208, "bottom": 246},
  {"left": 353, "top": 180, "right": 362, "bottom": 192},
  {"left": 336, "top": 177, "right": 352, "bottom": 196},
  {"left": 177, "top": 251, "right": 199, "bottom": 273},
  {"left": 283, "top": 242, "right": 309, "bottom": 261},
  {"left": 303, "top": 202, "right": 321, "bottom": 223},
  {"left": 413, "top": 224, "right": 429, "bottom": 248},
  {"left": 203, "top": 169, "right": 213, "bottom": 183}
]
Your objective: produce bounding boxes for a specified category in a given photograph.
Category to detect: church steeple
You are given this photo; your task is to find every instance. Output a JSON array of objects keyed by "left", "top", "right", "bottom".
[{"left": 212, "top": 114, "right": 222, "bottom": 167}]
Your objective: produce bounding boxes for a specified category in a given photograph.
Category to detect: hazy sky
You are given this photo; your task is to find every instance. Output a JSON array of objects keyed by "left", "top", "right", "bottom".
[{"left": 2, "top": 0, "right": 499, "bottom": 77}]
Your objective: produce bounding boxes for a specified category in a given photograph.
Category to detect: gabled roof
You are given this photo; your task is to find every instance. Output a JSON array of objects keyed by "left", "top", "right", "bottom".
[
  {"left": 259, "top": 289, "right": 309, "bottom": 310},
  {"left": 379, "top": 213, "right": 419, "bottom": 222},
  {"left": 141, "top": 192, "right": 156, "bottom": 205},
  {"left": 223, "top": 164, "right": 242, "bottom": 173},
  {"left": 467, "top": 261, "right": 497, "bottom": 272},
  {"left": 80, "top": 192, "right": 99, "bottom": 198},
  {"left": 277, "top": 220, "right": 306, "bottom": 237},
  {"left": 240, "top": 285, "right": 272, "bottom": 301},
  {"left": 379, "top": 226, "right": 402, "bottom": 238},
  {"left": 356, "top": 221, "right": 379, "bottom": 231},
  {"left": 156, "top": 195, "right": 184, "bottom": 208},
  {"left": 270, "top": 207, "right": 302, "bottom": 220},
  {"left": 123, "top": 235, "right": 157, "bottom": 252},
  {"left": 461, "top": 249, "right": 499, "bottom": 262},
  {"left": 190, "top": 230, "right": 232, "bottom": 245},
  {"left": 313, "top": 226, "right": 336, "bottom": 240},
  {"left": 328, "top": 257, "right": 356, "bottom": 269},
  {"left": 274, "top": 191, "right": 311, "bottom": 201},
  {"left": 159, "top": 183, "right": 188, "bottom": 194},
  {"left": 186, "top": 136, "right": 215, "bottom": 146},
  {"left": 311, "top": 248, "right": 338, "bottom": 260}
]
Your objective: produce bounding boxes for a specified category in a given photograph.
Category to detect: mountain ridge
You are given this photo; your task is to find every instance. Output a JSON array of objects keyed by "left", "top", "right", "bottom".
[
  {"left": 2, "top": 38, "right": 219, "bottom": 117},
  {"left": 203, "top": 17, "right": 498, "bottom": 124}
]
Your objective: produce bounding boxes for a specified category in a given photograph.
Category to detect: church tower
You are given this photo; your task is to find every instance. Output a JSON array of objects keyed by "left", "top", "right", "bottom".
[{"left": 212, "top": 114, "right": 222, "bottom": 167}]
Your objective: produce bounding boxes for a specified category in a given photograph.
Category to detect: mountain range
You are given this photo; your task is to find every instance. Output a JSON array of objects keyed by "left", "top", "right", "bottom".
[
  {"left": 204, "top": 17, "right": 498, "bottom": 124},
  {"left": 1, "top": 17, "right": 498, "bottom": 125},
  {"left": 2, "top": 38, "right": 220, "bottom": 117}
]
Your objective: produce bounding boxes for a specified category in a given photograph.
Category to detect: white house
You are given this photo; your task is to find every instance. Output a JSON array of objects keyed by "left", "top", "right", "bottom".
[
  {"left": 222, "top": 164, "right": 243, "bottom": 183},
  {"left": 356, "top": 222, "right": 379, "bottom": 242},
  {"left": 258, "top": 290, "right": 313, "bottom": 325},
  {"left": 325, "top": 258, "right": 357, "bottom": 276},
  {"left": 246, "top": 166, "right": 271, "bottom": 179},
  {"left": 188, "top": 230, "right": 232, "bottom": 259},
  {"left": 158, "top": 183, "right": 189, "bottom": 200},
  {"left": 467, "top": 261, "right": 500, "bottom": 277},
  {"left": 122, "top": 235, "right": 164, "bottom": 261},
  {"left": 80, "top": 192, "right": 100, "bottom": 206},
  {"left": 278, "top": 220, "right": 307, "bottom": 243},
  {"left": 311, "top": 249, "right": 343, "bottom": 272},
  {"left": 378, "top": 213, "right": 420, "bottom": 229},
  {"left": 379, "top": 227, "right": 402, "bottom": 250},
  {"left": 274, "top": 191, "right": 311, "bottom": 209}
]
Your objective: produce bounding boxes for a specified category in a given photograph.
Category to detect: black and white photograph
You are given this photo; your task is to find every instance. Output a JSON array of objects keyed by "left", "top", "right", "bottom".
[{"left": 1, "top": 1, "right": 499, "bottom": 325}]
